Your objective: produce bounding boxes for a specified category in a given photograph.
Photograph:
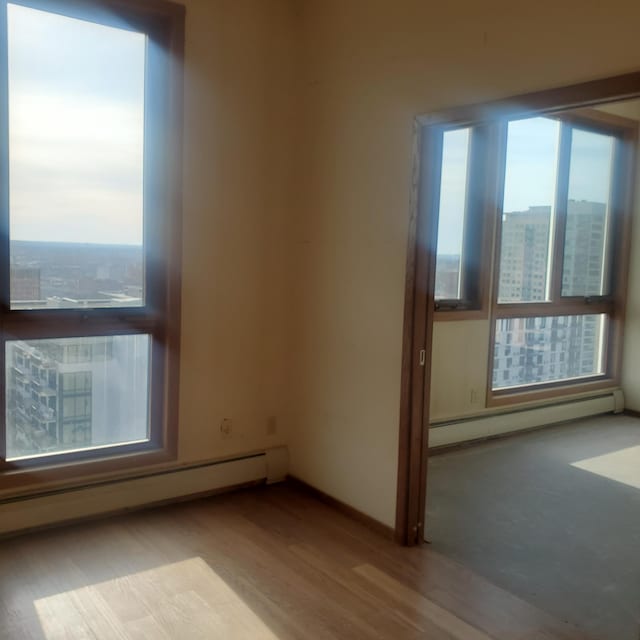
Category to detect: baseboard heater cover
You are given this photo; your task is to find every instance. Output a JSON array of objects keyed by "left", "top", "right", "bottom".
[
  {"left": 429, "top": 393, "right": 619, "bottom": 448},
  {"left": 0, "top": 447, "right": 288, "bottom": 536}
]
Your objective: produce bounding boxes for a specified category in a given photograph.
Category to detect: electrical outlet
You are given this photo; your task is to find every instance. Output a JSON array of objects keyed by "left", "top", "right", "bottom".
[
  {"left": 266, "top": 416, "right": 277, "bottom": 436},
  {"left": 220, "top": 418, "right": 233, "bottom": 439},
  {"left": 470, "top": 389, "right": 479, "bottom": 405}
]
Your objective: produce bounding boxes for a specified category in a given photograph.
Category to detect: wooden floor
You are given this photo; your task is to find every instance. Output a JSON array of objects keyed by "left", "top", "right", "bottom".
[{"left": 0, "top": 482, "right": 592, "bottom": 640}]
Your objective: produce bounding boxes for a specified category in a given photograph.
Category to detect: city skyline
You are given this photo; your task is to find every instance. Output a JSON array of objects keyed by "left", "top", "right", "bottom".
[
  {"left": 10, "top": 239, "right": 143, "bottom": 308},
  {"left": 435, "top": 198, "right": 609, "bottom": 300},
  {"left": 435, "top": 197, "right": 609, "bottom": 388},
  {"left": 437, "top": 116, "right": 614, "bottom": 255},
  {"left": 494, "top": 199, "right": 607, "bottom": 388}
]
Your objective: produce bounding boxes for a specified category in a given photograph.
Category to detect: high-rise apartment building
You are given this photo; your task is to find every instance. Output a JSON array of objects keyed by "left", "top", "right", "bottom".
[
  {"left": 493, "top": 201, "right": 607, "bottom": 389},
  {"left": 498, "top": 206, "right": 552, "bottom": 303},
  {"left": 7, "top": 336, "right": 149, "bottom": 458},
  {"left": 562, "top": 200, "right": 609, "bottom": 296}
]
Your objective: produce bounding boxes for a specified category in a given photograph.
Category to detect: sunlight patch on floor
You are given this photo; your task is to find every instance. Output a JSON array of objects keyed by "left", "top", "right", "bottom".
[
  {"left": 571, "top": 444, "right": 640, "bottom": 490},
  {"left": 34, "top": 556, "right": 280, "bottom": 639}
]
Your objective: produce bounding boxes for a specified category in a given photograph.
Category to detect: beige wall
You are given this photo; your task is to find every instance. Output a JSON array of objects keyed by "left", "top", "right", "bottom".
[
  {"left": 176, "top": 0, "right": 298, "bottom": 463},
  {"left": 430, "top": 321, "right": 490, "bottom": 421},
  {"left": 286, "top": 0, "right": 640, "bottom": 527}
]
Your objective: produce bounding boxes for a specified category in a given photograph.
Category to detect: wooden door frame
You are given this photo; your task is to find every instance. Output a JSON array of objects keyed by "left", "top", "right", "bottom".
[
  {"left": 395, "top": 122, "right": 440, "bottom": 546},
  {"left": 395, "top": 71, "right": 640, "bottom": 546}
]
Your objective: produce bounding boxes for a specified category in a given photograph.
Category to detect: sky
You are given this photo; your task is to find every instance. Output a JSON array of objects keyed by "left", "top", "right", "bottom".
[
  {"left": 436, "top": 128, "right": 469, "bottom": 258},
  {"left": 7, "top": 3, "right": 616, "bottom": 252},
  {"left": 8, "top": 3, "right": 146, "bottom": 245},
  {"left": 437, "top": 116, "right": 614, "bottom": 255}
]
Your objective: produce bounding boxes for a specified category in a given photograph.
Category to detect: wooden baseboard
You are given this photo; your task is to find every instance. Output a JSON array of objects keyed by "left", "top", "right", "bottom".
[
  {"left": 286, "top": 475, "right": 395, "bottom": 541},
  {"left": 624, "top": 408, "right": 640, "bottom": 419}
]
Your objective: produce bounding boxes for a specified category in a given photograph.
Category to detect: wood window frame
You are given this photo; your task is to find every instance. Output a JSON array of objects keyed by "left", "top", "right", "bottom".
[
  {"left": 433, "top": 124, "right": 496, "bottom": 321},
  {"left": 397, "top": 72, "right": 640, "bottom": 546},
  {"left": 487, "top": 109, "right": 637, "bottom": 407},
  {"left": 0, "top": 0, "right": 184, "bottom": 493}
]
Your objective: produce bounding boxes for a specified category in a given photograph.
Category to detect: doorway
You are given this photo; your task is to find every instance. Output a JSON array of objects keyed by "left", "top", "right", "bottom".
[{"left": 396, "top": 71, "right": 640, "bottom": 544}]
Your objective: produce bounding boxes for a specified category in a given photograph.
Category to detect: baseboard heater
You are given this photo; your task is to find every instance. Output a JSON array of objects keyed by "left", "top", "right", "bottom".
[
  {"left": 428, "top": 390, "right": 622, "bottom": 449},
  {"left": 0, "top": 446, "right": 289, "bottom": 536}
]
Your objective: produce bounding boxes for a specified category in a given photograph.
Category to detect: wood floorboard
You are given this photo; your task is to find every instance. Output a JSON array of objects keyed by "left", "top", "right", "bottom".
[
  {"left": 0, "top": 482, "right": 593, "bottom": 640},
  {"left": 237, "top": 488, "right": 583, "bottom": 640}
]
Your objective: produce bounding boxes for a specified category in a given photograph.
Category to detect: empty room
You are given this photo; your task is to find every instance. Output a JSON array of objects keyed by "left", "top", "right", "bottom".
[{"left": 1, "top": 1, "right": 640, "bottom": 639}]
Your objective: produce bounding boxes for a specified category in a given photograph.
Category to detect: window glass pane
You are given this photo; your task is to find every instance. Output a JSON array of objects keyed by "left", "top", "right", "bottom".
[
  {"left": 498, "top": 117, "right": 560, "bottom": 303},
  {"left": 8, "top": 4, "right": 146, "bottom": 309},
  {"left": 492, "top": 314, "right": 606, "bottom": 390},
  {"left": 6, "top": 335, "right": 150, "bottom": 460},
  {"left": 435, "top": 128, "right": 470, "bottom": 300},
  {"left": 562, "top": 129, "right": 614, "bottom": 297}
]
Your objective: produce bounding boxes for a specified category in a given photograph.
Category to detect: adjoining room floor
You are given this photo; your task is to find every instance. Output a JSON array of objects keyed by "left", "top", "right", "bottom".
[
  {"left": 426, "top": 413, "right": 640, "bottom": 640},
  {"left": 0, "top": 483, "right": 587, "bottom": 639}
]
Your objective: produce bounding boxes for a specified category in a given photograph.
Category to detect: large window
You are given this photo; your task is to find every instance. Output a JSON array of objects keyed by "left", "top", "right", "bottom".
[
  {"left": 424, "top": 99, "right": 636, "bottom": 400},
  {"left": 0, "top": 0, "right": 184, "bottom": 484},
  {"left": 8, "top": 2, "right": 146, "bottom": 310},
  {"left": 492, "top": 111, "right": 633, "bottom": 398}
]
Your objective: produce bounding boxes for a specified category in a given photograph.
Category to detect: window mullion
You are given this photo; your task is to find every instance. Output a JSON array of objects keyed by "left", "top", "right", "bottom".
[
  {"left": 609, "top": 133, "right": 634, "bottom": 300},
  {"left": 548, "top": 123, "right": 572, "bottom": 303},
  {"left": 457, "top": 129, "right": 473, "bottom": 301},
  {"left": 425, "top": 125, "right": 445, "bottom": 300},
  {"left": 604, "top": 128, "right": 636, "bottom": 380},
  {"left": 494, "top": 299, "right": 613, "bottom": 318},
  {"left": 1, "top": 312, "right": 159, "bottom": 341},
  {"left": 0, "top": 0, "right": 8, "bottom": 315},
  {"left": 0, "top": 0, "right": 8, "bottom": 463},
  {"left": 463, "top": 123, "right": 492, "bottom": 306},
  {"left": 491, "top": 120, "right": 508, "bottom": 310}
]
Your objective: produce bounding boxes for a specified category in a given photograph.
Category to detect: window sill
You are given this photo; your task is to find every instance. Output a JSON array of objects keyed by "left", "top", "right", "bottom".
[
  {"left": 487, "top": 376, "right": 618, "bottom": 408},
  {"left": 0, "top": 446, "right": 177, "bottom": 496},
  {"left": 434, "top": 308, "right": 489, "bottom": 322}
]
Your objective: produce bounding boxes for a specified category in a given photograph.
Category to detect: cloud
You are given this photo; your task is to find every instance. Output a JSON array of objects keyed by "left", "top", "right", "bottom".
[{"left": 8, "top": 4, "right": 146, "bottom": 245}]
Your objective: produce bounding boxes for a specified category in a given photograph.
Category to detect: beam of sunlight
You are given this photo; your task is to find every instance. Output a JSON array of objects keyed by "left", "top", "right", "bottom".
[
  {"left": 571, "top": 445, "right": 640, "bottom": 490},
  {"left": 33, "top": 557, "right": 280, "bottom": 639}
]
